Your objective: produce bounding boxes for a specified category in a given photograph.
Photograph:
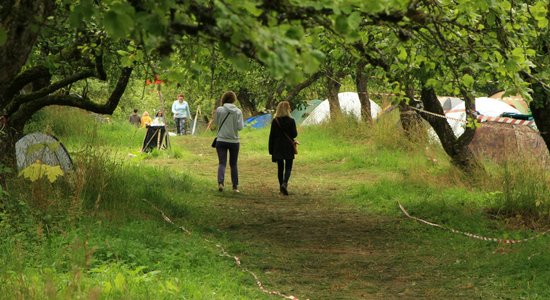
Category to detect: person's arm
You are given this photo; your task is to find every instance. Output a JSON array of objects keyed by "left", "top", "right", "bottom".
[
  {"left": 236, "top": 110, "right": 244, "bottom": 131},
  {"left": 186, "top": 102, "right": 191, "bottom": 118},
  {"left": 171, "top": 101, "right": 177, "bottom": 116},
  {"left": 268, "top": 120, "right": 274, "bottom": 155},
  {"left": 289, "top": 118, "right": 298, "bottom": 139},
  {"left": 214, "top": 108, "right": 220, "bottom": 125}
]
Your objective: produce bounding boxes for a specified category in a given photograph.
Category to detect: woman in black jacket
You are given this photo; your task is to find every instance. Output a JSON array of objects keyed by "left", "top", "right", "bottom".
[{"left": 268, "top": 101, "right": 298, "bottom": 195}]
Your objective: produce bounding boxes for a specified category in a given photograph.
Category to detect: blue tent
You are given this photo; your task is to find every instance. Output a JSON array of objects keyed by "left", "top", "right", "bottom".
[{"left": 244, "top": 113, "right": 272, "bottom": 129}]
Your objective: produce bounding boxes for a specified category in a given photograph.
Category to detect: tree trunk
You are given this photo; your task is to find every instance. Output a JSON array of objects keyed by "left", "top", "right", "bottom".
[
  {"left": 236, "top": 88, "right": 257, "bottom": 118},
  {"left": 418, "top": 87, "right": 483, "bottom": 172},
  {"left": 0, "top": 124, "right": 20, "bottom": 187},
  {"left": 398, "top": 103, "right": 425, "bottom": 141},
  {"left": 529, "top": 82, "right": 550, "bottom": 154},
  {"left": 399, "top": 85, "right": 425, "bottom": 140},
  {"left": 326, "top": 74, "right": 342, "bottom": 119},
  {"left": 0, "top": 0, "right": 55, "bottom": 98},
  {"left": 355, "top": 60, "right": 372, "bottom": 123}
]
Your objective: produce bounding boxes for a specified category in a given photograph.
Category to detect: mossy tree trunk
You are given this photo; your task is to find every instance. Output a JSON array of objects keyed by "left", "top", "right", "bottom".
[{"left": 355, "top": 60, "right": 372, "bottom": 124}]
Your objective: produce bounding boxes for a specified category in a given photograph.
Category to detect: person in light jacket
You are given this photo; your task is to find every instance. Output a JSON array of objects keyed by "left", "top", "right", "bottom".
[
  {"left": 171, "top": 94, "right": 191, "bottom": 135},
  {"left": 268, "top": 101, "right": 297, "bottom": 195},
  {"left": 214, "top": 91, "right": 244, "bottom": 193}
]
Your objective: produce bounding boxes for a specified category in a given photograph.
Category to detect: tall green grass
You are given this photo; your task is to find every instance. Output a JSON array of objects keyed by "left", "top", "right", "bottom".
[
  {"left": 2, "top": 109, "right": 269, "bottom": 299},
  {"left": 4, "top": 104, "right": 549, "bottom": 299}
]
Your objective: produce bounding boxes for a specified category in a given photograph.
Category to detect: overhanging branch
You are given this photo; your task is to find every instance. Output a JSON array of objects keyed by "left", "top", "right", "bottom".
[
  {"left": 7, "top": 69, "right": 96, "bottom": 115},
  {"left": 2, "top": 66, "right": 51, "bottom": 103},
  {"left": 10, "top": 67, "right": 133, "bottom": 126}
]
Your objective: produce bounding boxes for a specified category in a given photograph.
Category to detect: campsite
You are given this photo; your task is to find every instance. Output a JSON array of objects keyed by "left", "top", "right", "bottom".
[{"left": 2, "top": 1, "right": 550, "bottom": 299}]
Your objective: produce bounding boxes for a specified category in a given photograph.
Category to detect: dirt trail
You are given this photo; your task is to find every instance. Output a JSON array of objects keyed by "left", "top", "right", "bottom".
[{"left": 171, "top": 136, "right": 447, "bottom": 299}]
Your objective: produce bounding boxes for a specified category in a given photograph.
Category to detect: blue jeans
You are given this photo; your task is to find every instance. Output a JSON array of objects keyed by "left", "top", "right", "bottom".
[{"left": 216, "top": 141, "right": 240, "bottom": 188}]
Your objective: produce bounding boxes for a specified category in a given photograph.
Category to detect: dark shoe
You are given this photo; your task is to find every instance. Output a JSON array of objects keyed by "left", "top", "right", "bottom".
[
  {"left": 280, "top": 183, "right": 288, "bottom": 196},
  {"left": 218, "top": 183, "right": 224, "bottom": 192}
]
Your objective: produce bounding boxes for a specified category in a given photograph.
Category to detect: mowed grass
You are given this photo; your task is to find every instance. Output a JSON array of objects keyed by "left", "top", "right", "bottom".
[{"left": 2, "top": 106, "right": 550, "bottom": 299}]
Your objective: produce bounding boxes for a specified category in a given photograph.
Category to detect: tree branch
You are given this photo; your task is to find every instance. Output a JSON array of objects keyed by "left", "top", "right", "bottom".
[
  {"left": 283, "top": 71, "right": 322, "bottom": 102},
  {"left": 7, "top": 69, "right": 96, "bottom": 115},
  {"left": 2, "top": 66, "right": 51, "bottom": 102},
  {"left": 10, "top": 68, "right": 133, "bottom": 126}
]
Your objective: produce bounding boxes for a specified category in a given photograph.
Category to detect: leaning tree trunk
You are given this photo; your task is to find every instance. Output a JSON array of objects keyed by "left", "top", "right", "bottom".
[
  {"left": 326, "top": 74, "right": 342, "bottom": 120},
  {"left": 355, "top": 60, "right": 372, "bottom": 123},
  {"left": 418, "top": 87, "right": 483, "bottom": 172},
  {"left": 236, "top": 88, "right": 258, "bottom": 118},
  {"left": 529, "top": 82, "right": 550, "bottom": 154}
]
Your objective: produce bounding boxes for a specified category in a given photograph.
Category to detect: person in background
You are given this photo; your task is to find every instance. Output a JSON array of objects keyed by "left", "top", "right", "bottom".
[
  {"left": 214, "top": 91, "right": 244, "bottom": 193},
  {"left": 129, "top": 108, "right": 141, "bottom": 127},
  {"left": 141, "top": 111, "right": 152, "bottom": 128},
  {"left": 171, "top": 94, "right": 191, "bottom": 135},
  {"left": 268, "top": 101, "right": 298, "bottom": 196},
  {"left": 152, "top": 110, "right": 165, "bottom": 126}
]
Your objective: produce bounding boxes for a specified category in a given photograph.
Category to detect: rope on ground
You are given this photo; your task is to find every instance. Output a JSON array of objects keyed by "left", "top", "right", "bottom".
[
  {"left": 398, "top": 201, "right": 550, "bottom": 244},
  {"left": 141, "top": 198, "right": 301, "bottom": 300}
]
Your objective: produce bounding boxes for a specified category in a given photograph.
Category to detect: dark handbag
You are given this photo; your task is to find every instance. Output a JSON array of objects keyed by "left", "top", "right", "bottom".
[
  {"left": 211, "top": 109, "right": 231, "bottom": 148},
  {"left": 275, "top": 118, "right": 298, "bottom": 155}
]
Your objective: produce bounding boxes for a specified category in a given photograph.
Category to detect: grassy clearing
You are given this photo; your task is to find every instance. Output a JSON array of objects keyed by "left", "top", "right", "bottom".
[{"left": 2, "top": 106, "right": 550, "bottom": 299}]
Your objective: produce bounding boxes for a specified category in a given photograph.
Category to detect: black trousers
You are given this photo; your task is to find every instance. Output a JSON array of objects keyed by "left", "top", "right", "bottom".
[{"left": 276, "top": 159, "right": 293, "bottom": 185}]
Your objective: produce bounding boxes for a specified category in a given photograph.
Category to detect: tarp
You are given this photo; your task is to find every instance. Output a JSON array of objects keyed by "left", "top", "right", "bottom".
[
  {"left": 291, "top": 100, "right": 323, "bottom": 124},
  {"left": 244, "top": 113, "right": 272, "bottom": 129},
  {"left": 16, "top": 133, "right": 73, "bottom": 172},
  {"left": 469, "top": 122, "right": 549, "bottom": 164},
  {"left": 301, "top": 92, "right": 381, "bottom": 126},
  {"left": 142, "top": 125, "right": 169, "bottom": 152}
]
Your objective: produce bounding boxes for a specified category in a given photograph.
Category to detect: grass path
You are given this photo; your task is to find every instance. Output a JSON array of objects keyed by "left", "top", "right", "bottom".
[{"left": 153, "top": 133, "right": 544, "bottom": 299}]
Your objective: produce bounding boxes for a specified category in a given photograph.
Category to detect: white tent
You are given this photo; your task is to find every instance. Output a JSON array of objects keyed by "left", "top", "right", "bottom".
[
  {"left": 437, "top": 96, "right": 463, "bottom": 112},
  {"left": 301, "top": 92, "right": 381, "bottom": 126},
  {"left": 439, "top": 97, "right": 521, "bottom": 137}
]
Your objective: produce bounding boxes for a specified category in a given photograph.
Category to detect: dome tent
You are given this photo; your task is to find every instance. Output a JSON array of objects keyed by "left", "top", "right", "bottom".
[
  {"left": 489, "top": 91, "right": 530, "bottom": 114},
  {"left": 16, "top": 132, "right": 73, "bottom": 172},
  {"left": 443, "top": 97, "right": 521, "bottom": 137}
]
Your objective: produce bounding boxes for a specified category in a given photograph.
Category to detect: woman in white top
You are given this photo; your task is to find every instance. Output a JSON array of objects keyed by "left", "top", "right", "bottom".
[{"left": 171, "top": 94, "right": 191, "bottom": 135}]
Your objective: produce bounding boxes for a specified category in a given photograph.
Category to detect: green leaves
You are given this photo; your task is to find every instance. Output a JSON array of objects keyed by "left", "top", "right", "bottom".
[
  {"left": 19, "top": 161, "right": 64, "bottom": 183},
  {"left": 69, "top": 0, "right": 95, "bottom": 27},
  {"left": 0, "top": 27, "right": 7, "bottom": 46},
  {"left": 531, "top": 1, "right": 549, "bottom": 29},
  {"left": 103, "top": 3, "right": 136, "bottom": 39},
  {"left": 461, "top": 74, "right": 475, "bottom": 89}
]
